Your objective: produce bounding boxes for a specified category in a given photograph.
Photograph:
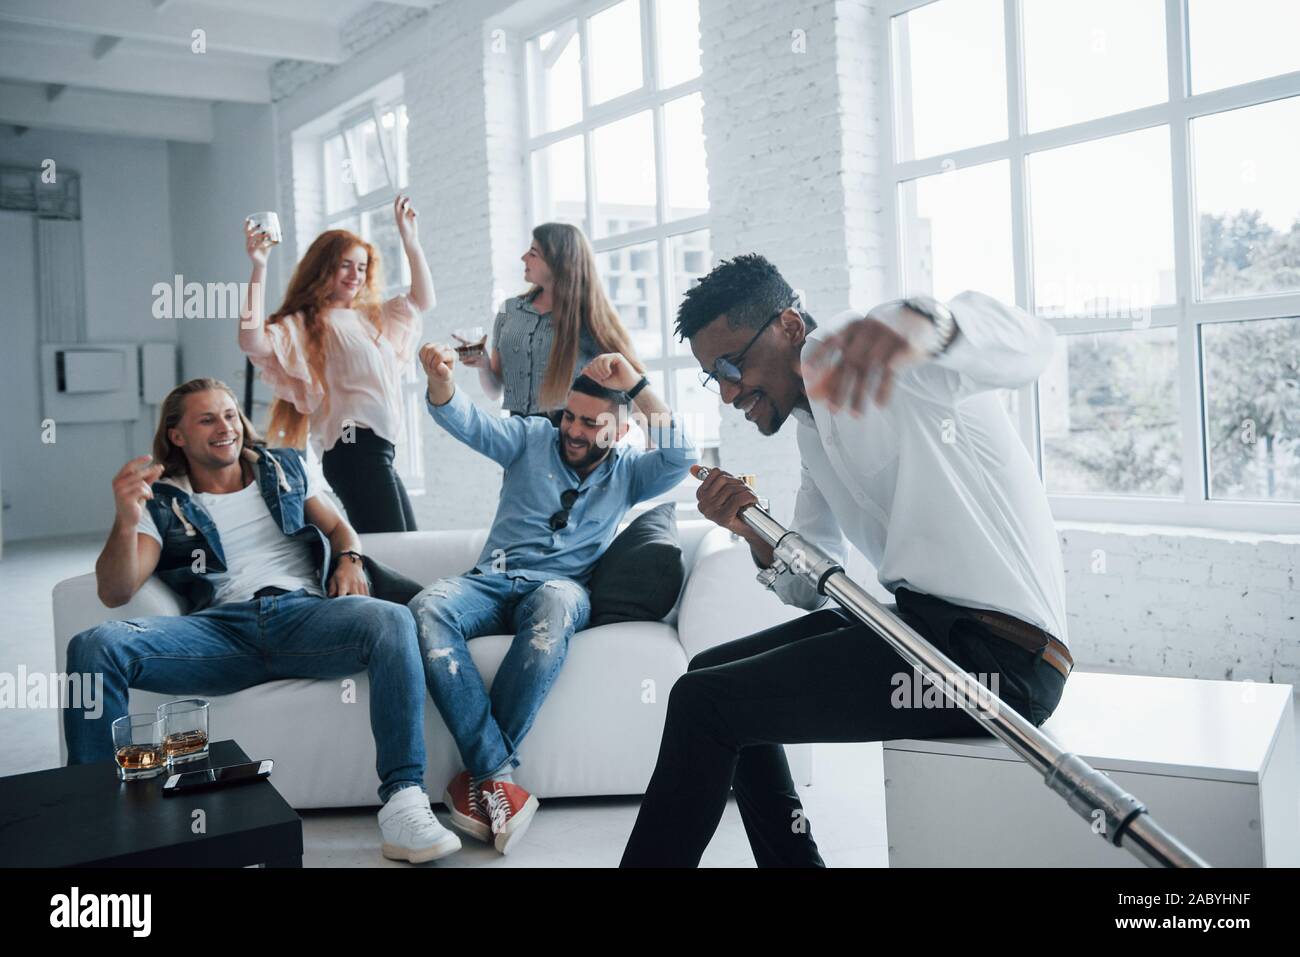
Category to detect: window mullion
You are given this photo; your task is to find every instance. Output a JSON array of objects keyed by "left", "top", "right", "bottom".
[
  {"left": 579, "top": 16, "right": 597, "bottom": 236},
  {"left": 1166, "top": 0, "right": 1204, "bottom": 507},
  {"left": 1003, "top": 0, "right": 1040, "bottom": 470}
]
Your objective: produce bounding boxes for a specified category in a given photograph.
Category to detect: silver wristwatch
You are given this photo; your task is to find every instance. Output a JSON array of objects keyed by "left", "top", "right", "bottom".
[{"left": 902, "top": 295, "right": 958, "bottom": 356}]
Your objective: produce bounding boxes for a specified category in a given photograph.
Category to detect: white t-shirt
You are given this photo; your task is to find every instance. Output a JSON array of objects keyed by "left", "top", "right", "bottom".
[{"left": 137, "top": 460, "right": 326, "bottom": 606}]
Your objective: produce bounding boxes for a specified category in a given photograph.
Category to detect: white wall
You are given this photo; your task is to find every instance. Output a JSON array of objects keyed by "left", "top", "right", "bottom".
[
  {"left": 167, "top": 102, "right": 281, "bottom": 395},
  {"left": 0, "top": 127, "right": 176, "bottom": 541}
]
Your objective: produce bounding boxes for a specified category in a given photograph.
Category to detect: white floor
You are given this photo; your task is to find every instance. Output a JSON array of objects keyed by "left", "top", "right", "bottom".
[{"left": 0, "top": 533, "right": 887, "bottom": 867}]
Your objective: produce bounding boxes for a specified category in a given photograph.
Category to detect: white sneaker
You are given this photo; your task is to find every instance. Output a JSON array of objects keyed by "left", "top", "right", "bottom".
[{"left": 378, "top": 786, "right": 462, "bottom": 863}]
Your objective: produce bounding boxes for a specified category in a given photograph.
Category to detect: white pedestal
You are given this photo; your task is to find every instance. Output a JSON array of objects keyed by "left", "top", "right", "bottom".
[{"left": 883, "top": 672, "right": 1299, "bottom": 867}]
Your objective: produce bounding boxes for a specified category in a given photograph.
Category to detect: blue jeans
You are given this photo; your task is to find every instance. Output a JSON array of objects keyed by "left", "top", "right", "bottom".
[
  {"left": 64, "top": 589, "right": 426, "bottom": 803},
  {"left": 408, "top": 572, "right": 591, "bottom": 783}
]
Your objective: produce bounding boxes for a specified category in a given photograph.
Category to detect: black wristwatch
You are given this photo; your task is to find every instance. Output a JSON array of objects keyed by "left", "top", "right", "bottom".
[{"left": 626, "top": 376, "right": 650, "bottom": 400}]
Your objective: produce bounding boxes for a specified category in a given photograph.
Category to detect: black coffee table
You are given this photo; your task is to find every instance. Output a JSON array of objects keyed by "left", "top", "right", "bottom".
[{"left": 0, "top": 739, "right": 302, "bottom": 867}]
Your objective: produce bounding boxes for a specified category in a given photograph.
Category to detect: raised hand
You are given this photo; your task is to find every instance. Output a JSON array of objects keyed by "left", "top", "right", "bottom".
[
  {"left": 112, "top": 456, "right": 165, "bottom": 527},
  {"left": 581, "top": 352, "right": 640, "bottom": 392},
  {"left": 394, "top": 193, "right": 419, "bottom": 245},
  {"left": 419, "top": 342, "right": 457, "bottom": 405},
  {"left": 244, "top": 217, "right": 272, "bottom": 267},
  {"left": 803, "top": 303, "right": 930, "bottom": 413}
]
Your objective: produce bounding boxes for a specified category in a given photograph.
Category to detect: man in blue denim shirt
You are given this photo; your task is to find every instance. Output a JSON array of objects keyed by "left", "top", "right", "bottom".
[
  {"left": 414, "top": 343, "right": 696, "bottom": 854},
  {"left": 64, "top": 378, "right": 458, "bottom": 865}
]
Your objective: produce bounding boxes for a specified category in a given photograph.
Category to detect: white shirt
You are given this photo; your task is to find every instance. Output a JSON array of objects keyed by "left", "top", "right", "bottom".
[
  {"left": 315, "top": 305, "right": 414, "bottom": 453},
  {"left": 770, "top": 291, "right": 1069, "bottom": 647},
  {"left": 137, "top": 459, "right": 326, "bottom": 606}
]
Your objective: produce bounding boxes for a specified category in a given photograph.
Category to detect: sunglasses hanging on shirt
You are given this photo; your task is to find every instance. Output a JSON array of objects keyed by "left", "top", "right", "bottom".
[{"left": 549, "top": 488, "right": 582, "bottom": 531}]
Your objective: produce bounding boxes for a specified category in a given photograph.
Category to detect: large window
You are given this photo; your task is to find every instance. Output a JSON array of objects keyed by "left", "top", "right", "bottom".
[
  {"left": 524, "top": 0, "right": 719, "bottom": 470},
  {"left": 884, "top": 0, "right": 1300, "bottom": 531},
  {"left": 316, "top": 95, "right": 425, "bottom": 493}
]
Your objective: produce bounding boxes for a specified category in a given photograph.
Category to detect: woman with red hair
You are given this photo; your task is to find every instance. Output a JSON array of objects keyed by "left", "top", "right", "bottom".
[{"left": 239, "top": 195, "right": 434, "bottom": 532}]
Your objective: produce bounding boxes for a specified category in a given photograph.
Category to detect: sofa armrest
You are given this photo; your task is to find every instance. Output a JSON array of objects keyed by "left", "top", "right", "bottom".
[
  {"left": 675, "top": 527, "right": 806, "bottom": 663},
  {"left": 52, "top": 574, "right": 186, "bottom": 669}
]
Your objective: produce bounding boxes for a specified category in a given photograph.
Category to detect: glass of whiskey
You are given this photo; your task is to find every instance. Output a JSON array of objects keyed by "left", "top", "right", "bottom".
[
  {"left": 112, "top": 714, "right": 166, "bottom": 781},
  {"left": 158, "top": 697, "right": 210, "bottom": 766},
  {"left": 451, "top": 326, "right": 487, "bottom": 363}
]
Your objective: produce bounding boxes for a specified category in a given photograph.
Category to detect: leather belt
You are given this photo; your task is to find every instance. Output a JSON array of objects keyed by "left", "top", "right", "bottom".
[
  {"left": 253, "top": 585, "right": 290, "bottom": 600},
  {"left": 965, "top": 607, "right": 1073, "bottom": 680}
]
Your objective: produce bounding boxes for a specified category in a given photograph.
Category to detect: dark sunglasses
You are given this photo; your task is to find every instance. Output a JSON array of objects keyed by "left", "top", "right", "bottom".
[
  {"left": 698, "top": 307, "right": 786, "bottom": 394},
  {"left": 549, "top": 488, "right": 583, "bottom": 531}
]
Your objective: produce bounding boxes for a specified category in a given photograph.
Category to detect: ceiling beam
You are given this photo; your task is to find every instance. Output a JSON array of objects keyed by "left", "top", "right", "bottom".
[
  {"left": 0, "top": 34, "right": 271, "bottom": 103},
  {"left": 0, "top": 80, "right": 214, "bottom": 142},
  {"left": 0, "top": 0, "right": 344, "bottom": 64},
  {"left": 90, "top": 35, "right": 121, "bottom": 60}
]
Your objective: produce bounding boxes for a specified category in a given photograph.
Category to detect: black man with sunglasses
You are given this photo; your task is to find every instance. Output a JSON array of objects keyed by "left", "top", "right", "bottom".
[
  {"left": 411, "top": 342, "right": 696, "bottom": 854},
  {"left": 622, "top": 253, "right": 1069, "bottom": 867}
]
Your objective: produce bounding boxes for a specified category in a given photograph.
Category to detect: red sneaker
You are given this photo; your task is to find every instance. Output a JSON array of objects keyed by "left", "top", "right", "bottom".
[
  {"left": 479, "top": 779, "right": 540, "bottom": 855},
  {"left": 442, "top": 771, "right": 491, "bottom": 843}
]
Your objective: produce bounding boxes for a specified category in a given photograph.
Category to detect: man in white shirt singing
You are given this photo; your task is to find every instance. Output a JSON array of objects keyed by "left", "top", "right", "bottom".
[{"left": 621, "top": 253, "right": 1072, "bottom": 867}]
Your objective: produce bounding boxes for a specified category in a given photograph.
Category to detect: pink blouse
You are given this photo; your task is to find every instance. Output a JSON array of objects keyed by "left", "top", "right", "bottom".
[{"left": 244, "top": 295, "right": 420, "bottom": 453}]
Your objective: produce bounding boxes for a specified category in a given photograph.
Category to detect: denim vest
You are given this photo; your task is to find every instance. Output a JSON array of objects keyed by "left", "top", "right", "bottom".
[{"left": 144, "top": 446, "right": 331, "bottom": 612}]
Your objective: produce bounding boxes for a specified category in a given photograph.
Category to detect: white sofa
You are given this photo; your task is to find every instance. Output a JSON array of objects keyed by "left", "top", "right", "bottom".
[{"left": 52, "top": 520, "right": 811, "bottom": 808}]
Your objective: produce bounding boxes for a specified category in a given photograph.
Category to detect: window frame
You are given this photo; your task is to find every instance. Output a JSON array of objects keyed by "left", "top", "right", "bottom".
[
  {"left": 880, "top": 0, "right": 1300, "bottom": 533},
  {"left": 519, "top": 0, "right": 720, "bottom": 490}
]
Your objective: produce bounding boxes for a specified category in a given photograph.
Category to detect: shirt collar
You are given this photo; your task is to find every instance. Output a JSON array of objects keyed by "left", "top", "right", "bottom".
[
  {"left": 520, "top": 289, "right": 544, "bottom": 316},
  {"left": 791, "top": 327, "right": 830, "bottom": 428}
]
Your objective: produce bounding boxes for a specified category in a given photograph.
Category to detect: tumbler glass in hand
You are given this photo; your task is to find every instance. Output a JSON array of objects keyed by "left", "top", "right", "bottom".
[
  {"left": 452, "top": 326, "right": 487, "bottom": 364},
  {"left": 246, "top": 211, "right": 282, "bottom": 247}
]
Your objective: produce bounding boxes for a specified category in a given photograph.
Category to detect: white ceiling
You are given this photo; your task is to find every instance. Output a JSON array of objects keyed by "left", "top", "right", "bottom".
[{"left": 0, "top": 0, "right": 436, "bottom": 141}]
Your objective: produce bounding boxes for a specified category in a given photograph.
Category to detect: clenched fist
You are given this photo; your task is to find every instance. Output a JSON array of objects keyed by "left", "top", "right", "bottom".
[
  {"left": 691, "top": 464, "right": 759, "bottom": 537},
  {"left": 580, "top": 352, "right": 640, "bottom": 393},
  {"left": 419, "top": 342, "right": 458, "bottom": 406}
]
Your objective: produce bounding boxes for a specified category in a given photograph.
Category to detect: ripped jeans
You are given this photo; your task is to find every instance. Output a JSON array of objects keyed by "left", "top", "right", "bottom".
[{"left": 408, "top": 571, "right": 591, "bottom": 783}]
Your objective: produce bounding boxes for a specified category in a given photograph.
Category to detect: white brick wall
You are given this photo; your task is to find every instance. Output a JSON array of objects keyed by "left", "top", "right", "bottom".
[
  {"left": 1060, "top": 525, "right": 1300, "bottom": 683},
  {"left": 401, "top": 7, "right": 527, "bottom": 532},
  {"left": 698, "top": 0, "right": 883, "bottom": 528}
]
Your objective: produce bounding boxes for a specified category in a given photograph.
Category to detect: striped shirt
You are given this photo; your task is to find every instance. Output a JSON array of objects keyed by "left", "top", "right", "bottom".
[{"left": 491, "top": 293, "right": 603, "bottom": 414}]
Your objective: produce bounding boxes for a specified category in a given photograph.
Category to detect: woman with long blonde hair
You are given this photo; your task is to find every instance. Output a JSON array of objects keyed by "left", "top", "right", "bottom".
[
  {"left": 239, "top": 194, "right": 434, "bottom": 532},
  {"left": 465, "top": 222, "right": 644, "bottom": 418}
]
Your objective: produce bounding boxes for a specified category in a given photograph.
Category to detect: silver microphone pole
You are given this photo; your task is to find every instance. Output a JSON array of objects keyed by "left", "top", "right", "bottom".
[{"left": 696, "top": 466, "right": 1208, "bottom": 869}]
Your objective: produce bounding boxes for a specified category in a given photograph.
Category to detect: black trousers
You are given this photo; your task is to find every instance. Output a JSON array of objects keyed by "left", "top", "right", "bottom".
[
  {"left": 620, "top": 587, "right": 1068, "bottom": 868},
  {"left": 320, "top": 426, "right": 418, "bottom": 533}
]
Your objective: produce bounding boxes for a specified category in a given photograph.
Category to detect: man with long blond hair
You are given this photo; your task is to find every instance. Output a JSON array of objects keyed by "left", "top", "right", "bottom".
[{"left": 63, "top": 377, "right": 459, "bottom": 863}]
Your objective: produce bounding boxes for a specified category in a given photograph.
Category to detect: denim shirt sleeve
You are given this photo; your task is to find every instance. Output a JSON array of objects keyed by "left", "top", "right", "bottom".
[
  {"left": 426, "top": 386, "right": 529, "bottom": 468},
  {"left": 627, "top": 413, "right": 698, "bottom": 503}
]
